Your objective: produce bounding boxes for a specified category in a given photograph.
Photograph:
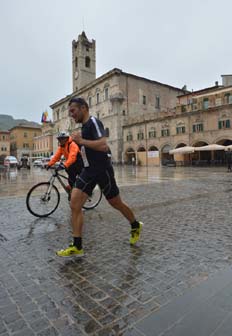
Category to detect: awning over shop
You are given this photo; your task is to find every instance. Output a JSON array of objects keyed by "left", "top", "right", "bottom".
[
  {"left": 169, "top": 146, "right": 195, "bottom": 154},
  {"left": 194, "top": 144, "right": 225, "bottom": 151}
]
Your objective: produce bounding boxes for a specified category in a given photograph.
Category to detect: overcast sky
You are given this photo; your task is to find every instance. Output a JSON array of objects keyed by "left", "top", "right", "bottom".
[{"left": 1, "top": 0, "right": 232, "bottom": 123}]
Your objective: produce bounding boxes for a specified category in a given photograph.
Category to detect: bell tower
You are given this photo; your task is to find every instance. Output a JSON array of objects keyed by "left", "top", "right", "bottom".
[{"left": 72, "top": 31, "right": 96, "bottom": 92}]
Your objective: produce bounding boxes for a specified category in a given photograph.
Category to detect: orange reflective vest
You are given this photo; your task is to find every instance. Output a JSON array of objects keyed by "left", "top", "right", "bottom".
[{"left": 48, "top": 137, "right": 80, "bottom": 168}]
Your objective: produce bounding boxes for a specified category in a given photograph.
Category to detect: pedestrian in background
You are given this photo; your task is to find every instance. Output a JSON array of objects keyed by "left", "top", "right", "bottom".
[{"left": 226, "top": 148, "right": 232, "bottom": 172}]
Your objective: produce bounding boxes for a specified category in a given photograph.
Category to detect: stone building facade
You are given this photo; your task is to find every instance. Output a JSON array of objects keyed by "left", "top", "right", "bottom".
[
  {"left": 9, "top": 125, "right": 41, "bottom": 159},
  {"left": 50, "top": 32, "right": 184, "bottom": 163},
  {"left": 33, "top": 123, "right": 54, "bottom": 158},
  {"left": 124, "top": 79, "right": 232, "bottom": 165},
  {"left": 0, "top": 131, "right": 10, "bottom": 159}
]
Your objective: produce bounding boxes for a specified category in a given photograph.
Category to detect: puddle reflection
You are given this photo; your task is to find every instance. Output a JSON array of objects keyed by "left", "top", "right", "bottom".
[{"left": 0, "top": 165, "right": 228, "bottom": 198}]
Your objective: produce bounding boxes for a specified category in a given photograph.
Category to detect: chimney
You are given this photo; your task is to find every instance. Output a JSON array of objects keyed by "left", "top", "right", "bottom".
[{"left": 221, "top": 75, "right": 232, "bottom": 87}]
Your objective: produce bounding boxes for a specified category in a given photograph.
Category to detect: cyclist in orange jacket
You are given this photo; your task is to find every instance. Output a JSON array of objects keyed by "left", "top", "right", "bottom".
[{"left": 47, "top": 131, "right": 83, "bottom": 189}]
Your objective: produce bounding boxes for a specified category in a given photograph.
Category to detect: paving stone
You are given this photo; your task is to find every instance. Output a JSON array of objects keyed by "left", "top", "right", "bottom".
[
  {"left": 90, "top": 306, "right": 109, "bottom": 320},
  {"left": 0, "top": 297, "right": 12, "bottom": 308},
  {"left": 94, "top": 326, "right": 116, "bottom": 336},
  {"left": 7, "top": 318, "right": 28, "bottom": 333},
  {"left": 84, "top": 319, "right": 102, "bottom": 334},
  {"left": 100, "top": 297, "right": 119, "bottom": 310},
  {"left": 212, "top": 312, "right": 232, "bottom": 336},
  {"left": 18, "top": 302, "right": 39, "bottom": 314},
  {"left": 99, "top": 313, "right": 117, "bottom": 326},
  {"left": 40, "top": 305, "right": 61, "bottom": 320},
  {"left": 59, "top": 324, "right": 84, "bottom": 336},
  {"left": 24, "top": 311, "right": 44, "bottom": 323},
  {"left": 121, "top": 327, "right": 144, "bottom": 336},
  {"left": 52, "top": 315, "right": 72, "bottom": 331},
  {"left": 110, "top": 305, "right": 130, "bottom": 319},
  {"left": 30, "top": 317, "right": 51, "bottom": 332},
  {"left": 0, "top": 304, "right": 18, "bottom": 317},
  {"left": 11, "top": 328, "right": 35, "bottom": 336},
  {"left": 0, "top": 320, "right": 7, "bottom": 334},
  {"left": 3, "top": 311, "right": 22, "bottom": 325},
  {"left": 37, "top": 326, "right": 59, "bottom": 336}
]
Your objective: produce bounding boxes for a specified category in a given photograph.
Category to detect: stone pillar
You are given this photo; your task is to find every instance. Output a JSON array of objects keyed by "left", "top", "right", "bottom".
[{"left": 111, "top": 94, "right": 125, "bottom": 163}]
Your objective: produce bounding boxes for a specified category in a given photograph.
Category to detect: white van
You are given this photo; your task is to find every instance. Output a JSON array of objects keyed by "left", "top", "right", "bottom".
[{"left": 4, "top": 156, "right": 18, "bottom": 167}]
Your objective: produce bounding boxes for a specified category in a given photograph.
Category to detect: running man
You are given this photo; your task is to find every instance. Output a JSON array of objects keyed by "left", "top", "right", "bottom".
[{"left": 56, "top": 97, "right": 143, "bottom": 257}]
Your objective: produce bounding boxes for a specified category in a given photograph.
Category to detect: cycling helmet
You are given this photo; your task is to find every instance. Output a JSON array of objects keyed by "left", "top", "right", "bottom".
[{"left": 57, "top": 131, "right": 69, "bottom": 139}]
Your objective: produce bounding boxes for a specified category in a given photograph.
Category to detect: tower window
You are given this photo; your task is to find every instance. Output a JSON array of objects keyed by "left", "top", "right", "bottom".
[
  {"left": 75, "top": 57, "right": 78, "bottom": 68},
  {"left": 88, "top": 97, "right": 92, "bottom": 107},
  {"left": 85, "top": 56, "right": 90, "bottom": 68},
  {"left": 143, "top": 96, "right": 146, "bottom": 105},
  {"left": 105, "top": 128, "right": 110, "bottom": 137}
]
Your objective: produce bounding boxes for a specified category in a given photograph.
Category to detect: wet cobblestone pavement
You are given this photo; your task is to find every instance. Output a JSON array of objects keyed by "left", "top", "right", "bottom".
[{"left": 1, "top": 167, "right": 232, "bottom": 335}]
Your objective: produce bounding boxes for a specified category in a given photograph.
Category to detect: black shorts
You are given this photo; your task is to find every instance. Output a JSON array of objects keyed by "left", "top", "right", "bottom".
[{"left": 74, "top": 165, "right": 119, "bottom": 200}]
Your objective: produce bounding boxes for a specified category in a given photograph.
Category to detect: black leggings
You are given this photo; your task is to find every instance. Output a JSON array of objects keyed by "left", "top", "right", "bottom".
[{"left": 66, "top": 161, "right": 82, "bottom": 187}]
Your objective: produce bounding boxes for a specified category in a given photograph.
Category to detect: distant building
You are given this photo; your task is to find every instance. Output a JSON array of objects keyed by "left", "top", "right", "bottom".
[
  {"left": 50, "top": 32, "right": 232, "bottom": 166},
  {"left": 9, "top": 124, "right": 42, "bottom": 159},
  {"left": 50, "top": 32, "right": 184, "bottom": 163},
  {"left": 33, "top": 122, "right": 54, "bottom": 158},
  {"left": 124, "top": 80, "right": 232, "bottom": 165},
  {"left": 172, "top": 79, "right": 232, "bottom": 165},
  {"left": 0, "top": 131, "right": 10, "bottom": 160}
]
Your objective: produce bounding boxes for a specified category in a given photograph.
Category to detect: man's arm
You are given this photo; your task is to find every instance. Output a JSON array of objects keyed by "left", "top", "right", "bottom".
[
  {"left": 71, "top": 132, "right": 108, "bottom": 152},
  {"left": 81, "top": 137, "right": 108, "bottom": 152},
  {"left": 47, "top": 148, "right": 62, "bottom": 167}
]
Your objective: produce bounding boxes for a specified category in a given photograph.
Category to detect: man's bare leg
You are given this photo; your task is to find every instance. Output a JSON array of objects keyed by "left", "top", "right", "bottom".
[
  {"left": 107, "top": 194, "right": 142, "bottom": 245},
  {"left": 107, "top": 194, "right": 135, "bottom": 223},
  {"left": 56, "top": 188, "right": 88, "bottom": 257},
  {"left": 70, "top": 188, "right": 88, "bottom": 237}
]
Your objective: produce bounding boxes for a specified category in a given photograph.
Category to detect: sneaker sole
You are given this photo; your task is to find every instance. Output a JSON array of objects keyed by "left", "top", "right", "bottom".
[{"left": 56, "top": 253, "right": 84, "bottom": 258}]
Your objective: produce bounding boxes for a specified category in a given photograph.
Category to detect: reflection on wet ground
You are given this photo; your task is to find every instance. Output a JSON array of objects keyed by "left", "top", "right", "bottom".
[
  {"left": 0, "top": 165, "right": 229, "bottom": 198},
  {"left": 1, "top": 165, "right": 232, "bottom": 334}
]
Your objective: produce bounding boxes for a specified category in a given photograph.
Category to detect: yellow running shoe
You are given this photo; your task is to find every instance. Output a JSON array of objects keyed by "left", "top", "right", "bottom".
[
  {"left": 130, "top": 222, "right": 143, "bottom": 245},
  {"left": 56, "top": 245, "right": 84, "bottom": 257}
]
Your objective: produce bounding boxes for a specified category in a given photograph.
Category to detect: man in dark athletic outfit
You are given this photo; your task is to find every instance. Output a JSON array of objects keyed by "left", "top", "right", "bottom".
[{"left": 56, "top": 97, "right": 143, "bottom": 257}]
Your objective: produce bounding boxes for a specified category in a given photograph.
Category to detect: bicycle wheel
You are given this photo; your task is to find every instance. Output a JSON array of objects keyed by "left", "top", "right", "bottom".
[
  {"left": 83, "top": 184, "right": 102, "bottom": 210},
  {"left": 26, "top": 182, "right": 60, "bottom": 218}
]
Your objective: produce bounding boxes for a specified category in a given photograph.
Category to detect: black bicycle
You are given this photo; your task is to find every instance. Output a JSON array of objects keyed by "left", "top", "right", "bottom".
[{"left": 26, "top": 169, "right": 102, "bottom": 218}]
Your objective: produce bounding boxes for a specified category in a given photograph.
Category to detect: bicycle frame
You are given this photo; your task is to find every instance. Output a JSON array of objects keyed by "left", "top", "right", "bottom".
[{"left": 49, "top": 170, "right": 69, "bottom": 192}]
